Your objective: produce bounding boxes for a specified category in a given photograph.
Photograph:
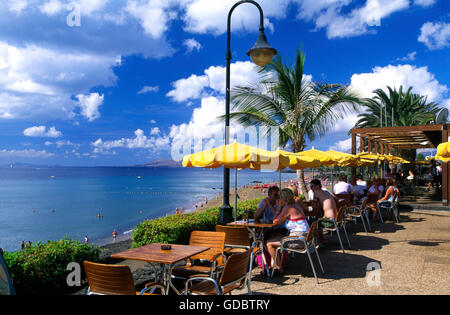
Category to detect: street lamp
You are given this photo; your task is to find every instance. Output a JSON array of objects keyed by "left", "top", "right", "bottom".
[{"left": 219, "top": 0, "right": 277, "bottom": 225}]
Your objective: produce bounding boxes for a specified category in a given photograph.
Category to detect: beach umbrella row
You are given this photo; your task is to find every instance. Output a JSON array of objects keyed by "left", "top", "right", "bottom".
[{"left": 182, "top": 143, "right": 412, "bottom": 220}]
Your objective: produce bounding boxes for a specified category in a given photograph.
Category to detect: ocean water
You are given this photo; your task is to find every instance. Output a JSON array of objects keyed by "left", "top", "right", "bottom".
[{"left": 0, "top": 166, "right": 297, "bottom": 252}]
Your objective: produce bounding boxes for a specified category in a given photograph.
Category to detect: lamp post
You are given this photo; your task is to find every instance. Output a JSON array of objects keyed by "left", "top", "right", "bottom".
[{"left": 219, "top": 0, "right": 277, "bottom": 225}]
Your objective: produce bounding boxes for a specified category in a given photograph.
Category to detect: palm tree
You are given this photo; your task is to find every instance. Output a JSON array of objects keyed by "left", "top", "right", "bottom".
[
  {"left": 225, "top": 49, "right": 364, "bottom": 197},
  {"left": 353, "top": 86, "right": 440, "bottom": 129},
  {"left": 351, "top": 86, "right": 441, "bottom": 161}
]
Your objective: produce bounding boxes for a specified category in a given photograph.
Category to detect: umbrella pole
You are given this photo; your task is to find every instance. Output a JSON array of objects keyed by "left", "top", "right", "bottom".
[
  {"left": 234, "top": 168, "right": 238, "bottom": 222},
  {"left": 279, "top": 169, "right": 282, "bottom": 189}
]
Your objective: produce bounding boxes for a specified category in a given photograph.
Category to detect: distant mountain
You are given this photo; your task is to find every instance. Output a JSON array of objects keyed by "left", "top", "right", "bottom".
[{"left": 137, "top": 159, "right": 182, "bottom": 168}]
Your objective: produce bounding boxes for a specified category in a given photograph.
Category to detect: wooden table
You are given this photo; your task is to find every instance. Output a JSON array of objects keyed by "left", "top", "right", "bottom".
[
  {"left": 111, "top": 243, "right": 209, "bottom": 295},
  {"left": 228, "top": 219, "right": 275, "bottom": 278}
]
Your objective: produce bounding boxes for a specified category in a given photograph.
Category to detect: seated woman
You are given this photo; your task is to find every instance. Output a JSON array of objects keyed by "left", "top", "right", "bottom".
[
  {"left": 378, "top": 179, "right": 399, "bottom": 205},
  {"left": 266, "top": 188, "right": 309, "bottom": 275},
  {"left": 288, "top": 184, "right": 306, "bottom": 209}
]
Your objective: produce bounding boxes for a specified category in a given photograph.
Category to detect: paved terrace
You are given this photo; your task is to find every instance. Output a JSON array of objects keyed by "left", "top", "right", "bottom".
[
  {"left": 236, "top": 209, "right": 450, "bottom": 295},
  {"left": 77, "top": 208, "right": 450, "bottom": 295}
]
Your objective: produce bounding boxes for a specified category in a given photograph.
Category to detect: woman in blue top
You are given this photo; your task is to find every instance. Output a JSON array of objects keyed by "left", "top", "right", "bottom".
[{"left": 267, "top": 188, "right": 310, "bottom": 275}]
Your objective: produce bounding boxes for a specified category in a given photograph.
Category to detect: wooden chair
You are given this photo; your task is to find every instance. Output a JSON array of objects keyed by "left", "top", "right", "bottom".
[
  {"left": 183, "top": 249, "right": 252, "bottom": 295},
  {"left": 272, "top": 221, "right": 324, "bottom": 284},
  {"left": 171, "top": 231, "right": 226, "bottom": 280},
  {"left": 303, "top": 201, "right": 323, "bottom": 218},
  {"left": 318, "top": 204, "right": 351, "bottom": 253},
  {"left": 83, "top": 261, "right": 165, "bottom": 295},
  {"left": 215, "top": 225, "right": 252, "bottom": 254},
  {"left": 334, "top": 193, "right": 352, "bottom": 206}
]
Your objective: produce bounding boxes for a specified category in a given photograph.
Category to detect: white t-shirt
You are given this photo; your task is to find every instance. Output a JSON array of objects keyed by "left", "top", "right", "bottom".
[
  {"left": 308, "top": 187, "right": 331, "bottom": 200},
  {"left": 334, "top": 181, "right": 352, "bottom": 194},
  {"left": 356, "top": 180, "right": 367, "bottom": 188}
]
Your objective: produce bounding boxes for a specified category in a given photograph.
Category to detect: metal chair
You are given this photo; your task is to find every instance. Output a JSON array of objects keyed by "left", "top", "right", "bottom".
[
  {"left": 319, "top": 204, "right": 351, "bottom": 253},
  {"left": 377, "top": 191, "right": 400, "bottom": 223},
  {"left": 345, "top": 197, "right": 370, "bottom": 235},
  {"left": 271, "top": 221, "right": 324, "bottom": 284},
  {"left": 183, "top": 248, "right": 252, "bottom": 295},
  {"left": 83, "top": 261, "right": 165, "bottom": 295}
]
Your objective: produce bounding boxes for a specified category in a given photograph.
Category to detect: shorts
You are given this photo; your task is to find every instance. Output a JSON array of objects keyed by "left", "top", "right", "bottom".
[{"left": 319, "top": 218, "right": 335, "bottom": 229}]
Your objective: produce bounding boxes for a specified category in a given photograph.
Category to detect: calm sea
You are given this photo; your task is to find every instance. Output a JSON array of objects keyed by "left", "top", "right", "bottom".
[{"left": 0, "top": 166, "right": 296, "bottom": 252}]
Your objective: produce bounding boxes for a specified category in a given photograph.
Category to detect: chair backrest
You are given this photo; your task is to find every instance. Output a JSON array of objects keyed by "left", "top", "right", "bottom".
[
  {"left": 215, "top": 225, "right": 250, "bottom": 247},
  {"left": 367, "top": 193, "right": 379, "bottom": 204},
  {"left": 189, "top": 231, "right": 226, "bottom": 262},
  {"left": 219, "top": 249, "right": 252, "bottom": 287},
  {"left": 336, "top": 204, "right": 346, "bottom": 223},
  {"left": 0, "top": 249, "right": 15, "bottom": 295},
  {"left": 334, "top": 193, "right": 352, "bottom": 205},
  {"left": 83, "top": 261, "right": 136, "bottom": 295},
  {"left": 359, "top": 197, "right": 368, "bottom": 210},
  {"left": 305, "top": 221, "right": 319, "bottom": 244}
]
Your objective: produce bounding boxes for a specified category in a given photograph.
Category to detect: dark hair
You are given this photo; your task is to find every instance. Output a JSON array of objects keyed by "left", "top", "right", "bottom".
[
  {"left": 339, "top": 174, "right": 347, "bottom": 182},
  {"left": 310, "top": 179, "right": 322, "bottom": 188},
  {"left": 357, "top": 175, "right": 363, "bottom": 180},
  {"left": 268, "top": 186, "right": 280, "bottom": 195}
]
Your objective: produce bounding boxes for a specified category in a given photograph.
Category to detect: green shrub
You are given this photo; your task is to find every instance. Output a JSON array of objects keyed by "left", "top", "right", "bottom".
[
  {"left": 3, "top": 238, "right": 100, "bottom": 295},
  {"left": 132, "top": 197, "right": 263, "bottom": 248}
]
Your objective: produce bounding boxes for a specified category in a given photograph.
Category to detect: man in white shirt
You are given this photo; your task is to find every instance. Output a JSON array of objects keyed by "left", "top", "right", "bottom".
[
  {"left": 356, "top": 175, "right": 367, "bottom": 189},
  {"left": 333, "top": 174, "right": 352, "bottom": 195}
]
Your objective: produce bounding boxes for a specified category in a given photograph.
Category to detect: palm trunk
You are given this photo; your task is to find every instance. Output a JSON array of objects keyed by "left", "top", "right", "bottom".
[{"left": 296, "top": 169, "right": 308, "bottom": 200}]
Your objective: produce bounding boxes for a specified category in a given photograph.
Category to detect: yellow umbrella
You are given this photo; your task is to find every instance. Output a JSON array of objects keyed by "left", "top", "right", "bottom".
[
  {"left": 183, "top": 142, "right": 291, "bottom": 220},
  {"left": 182, "top": 142, "right": 289, "bottom": 170},
  {"left": 325, "top": 150, "right": 359, "bottom": 167},
  {"left": 278, "top": 150, "right": 321, "bottom": 169},
  {"left": 356, "top": 152, "right": 388, "bottom": 161},
  {"left": 297, "top": 148, "right": 337, "bottom": 166},
  {"left": 436, "top": 142, "right": 450, "bottom": 161}
]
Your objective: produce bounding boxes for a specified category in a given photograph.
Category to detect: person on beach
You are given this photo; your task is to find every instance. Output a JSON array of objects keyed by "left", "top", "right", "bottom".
[
  {"left": 180, "top": 207, "right": 184, "bottom": 214},
  {"left": 268, "top": 188, "right": 309, "bottom": 275},
  {"left": 21, "top": 241, "right": 25, "bottom": 250},
  {"left": 84, "top": 236, "right": 89, "bottom": 245},
  {"left": 175, "top": 207, "right": 179, "bottom": 215},
  {"left": 112, "top": 229, "right": 117, "bottom": 242}
]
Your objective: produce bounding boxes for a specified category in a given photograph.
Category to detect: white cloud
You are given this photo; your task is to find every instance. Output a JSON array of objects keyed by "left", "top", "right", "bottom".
[
  {"left": 138, "top": 85, "right": 159, "bottom": 94},
  {"left": 179, "top": 0, "right": 289, "bottom": 35},
  {"left": 413, "top": 0, "right": 437, "bottom": 7},
  {"left": 330, "top": 138, "right": 352, "bottom": 153},
  {"left": 0, "top": 41, "right": 119, "bottom": 120},
  {"left": 92, "top": 129, "right": 170, "bottom": 154},
  {"left": 39, "top": 0, "right": 64, "bottom": 16},
  {"left": 150, "top": 127, "right": 160, "bottom": 135},
  {"left": 76, "top": 93, "right": 104, "bottom": 122},
  {"left": 350, "top": 64, "right": 448, "bottom": 103},
  {"left": 295, "top": 0, "right": 410, "bottom": 39},
  {"left": 395, "top": 51, "right": 417, "bottom": 62},
  {"left": 418, "top": 21, "right": 450, "bottom": 50},
  {"left": 125, "top": 0, "right": 177, "bottom": 39},
  {"left": 0, "top": 149, "right": 55, "bottom": 158},
  {"left": 23, "top": 126, "right": 63, "bottom": 138},
  {"left": 45, "top": 140, "right": 79, "bottom": 148},
  {"left": 183, "top": 38, "right": 202, "bottom": 54},
  {"left": 167, "top": 61, "right": 261, "bottom": 103}
]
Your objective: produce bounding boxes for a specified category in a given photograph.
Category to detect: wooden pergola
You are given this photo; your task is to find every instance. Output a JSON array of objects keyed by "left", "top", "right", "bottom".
[{"left": 351, "top": 124, "right": 449, "bottom": 206}]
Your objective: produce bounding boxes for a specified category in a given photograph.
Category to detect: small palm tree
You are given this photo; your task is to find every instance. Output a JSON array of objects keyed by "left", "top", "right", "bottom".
[
  {"left": 225, "top": 49, "right": 364, "bottom": 197},
  {"left": 351, "top": 86, "right": 441, "bottom": 161}
]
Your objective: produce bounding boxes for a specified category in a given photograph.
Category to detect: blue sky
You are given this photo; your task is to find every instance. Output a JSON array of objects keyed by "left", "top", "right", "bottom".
[{"left": 0, "top": 0, "right": 449, "bottom": 166}]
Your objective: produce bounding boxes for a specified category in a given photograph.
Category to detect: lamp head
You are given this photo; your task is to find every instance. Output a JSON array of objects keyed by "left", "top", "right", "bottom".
[{"left": 247, "top": 30, "right": 277, "bottom": 67}]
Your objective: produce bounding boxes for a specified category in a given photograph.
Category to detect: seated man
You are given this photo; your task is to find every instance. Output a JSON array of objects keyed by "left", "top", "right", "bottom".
[
  {"left": 333, "top": 174, "right": 352, "bottom": 195},
  {"left": 310, "top": 179, "right": 338, "bottom": 245},
  {"left": 350, "top": 177, "right": 365, "bottom": 202}
]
